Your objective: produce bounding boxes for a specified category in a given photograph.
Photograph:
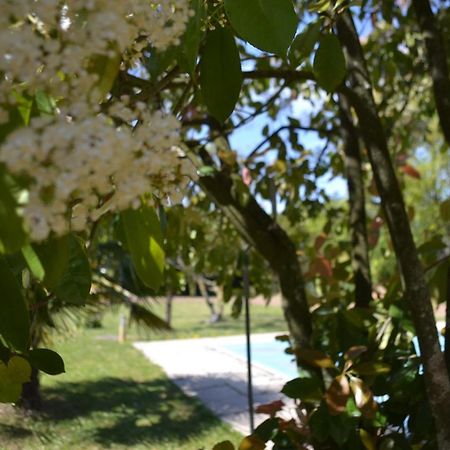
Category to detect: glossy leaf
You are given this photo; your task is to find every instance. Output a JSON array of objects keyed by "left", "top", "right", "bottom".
[
  {"left": 344, "top": 345, "right": 368, "bottom": 361},
  {"left": 199, "top": 27, "right": 242, "bottom": 122},
  {"left": 325, "top": 375, "right": 351, "bottom": 415},
  {"left": 253, "top": 417, "right": 279, "bottom": 441},
  {"left": 121, "top": 206, "right": 165, "bottom": 290},
  {"left": 181, "top": 0, "right": 206, "bottom": 74},
  {"left": 281, "top": 376, "right": 323, "bottom": 402},
  {"left": 33, "top": 234, "right": 71, "bottom": 290},
  {"left": 0, "top": 257, "right": 29, "bottom": 352},
  {"left": 21, "top": 244, "right": 45, "bottom": 281},
  {"left": 28, "top": 348, "right": 65, "bottom": 375},
  {"left": 224, "top": 0, "right": 298, "bottom": 56},
  {"left": 313, "top": 33, "right": 346, "bottom": 92},
  {"left": 295, "top": 348, "right": 334, "bottom": 368},
  {"left": 349, "top": 376, "right": 377, "bottom": 419},
  {"left": 53, "top": 235, "right": 91, "bottom": 304}
]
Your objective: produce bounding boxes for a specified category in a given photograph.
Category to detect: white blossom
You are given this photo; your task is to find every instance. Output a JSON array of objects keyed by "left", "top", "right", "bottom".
[{"left": 0, "top": 0, "right": 195, "bottom": 241}]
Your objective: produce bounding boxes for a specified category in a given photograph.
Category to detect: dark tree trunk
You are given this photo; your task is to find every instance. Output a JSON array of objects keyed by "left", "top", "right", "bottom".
[
  {"left": 19, "top": 366, "right": 42, "bottom": 411},
  {"left": 336, "top": 11, "right": 450, "bottom": 449},
  {"left": 338, "top": 95, "right": 372, "bottom": 308},
  {"left": 445, "top": 266, "right": 450, "bottom": 377},
  {"left": 412, "top": 0, "right": 450, "bottom": 146},
  {"left": 199, "top": 167, "right": 312, "bottom": 350}
]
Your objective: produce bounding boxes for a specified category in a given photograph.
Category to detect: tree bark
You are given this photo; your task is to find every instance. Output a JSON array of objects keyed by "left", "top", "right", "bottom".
[
  {"left": 19, "top": 366, "right": 42, "bottom": 410},
  {"left": 446, "top": 266, "right": 450, "bottom": 376},
  {"left": 412, "top": 0, "right": 450, "bottom": 145},
  {"left": 199, "top": 168, "right": 312, "bottom": 350},
  {"left": 336, "top": 11, "right": 450, "bottom": 449},
  {"left": 338, "top": 96, "right": 372, "bottom": 308}
]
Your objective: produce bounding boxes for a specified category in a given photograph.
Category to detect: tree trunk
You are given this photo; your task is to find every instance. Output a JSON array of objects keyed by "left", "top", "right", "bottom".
[
  {"left": 200, "top": 167, "right": 312, "bottom": 350},
  {"left": 336, "top": 11, "right": 450, "bottom": 449},
  {"left": 412, "top": 0, "right": 450, "bottom": 145},
  {"left": 165, "top": 287, "right": 174, "bottom": 327},
  {"left": 445, "top": 266, "right": 450, "bottom": 376},
  {"left": 338, "top": 95, "right": 372, "bottom": 308},
  {"left": 19, "top": 312, "right": 42, "bottom": 410},
  {"left": 19, "top": 366, "right": 42, "bottom": 411},
  {"left": 198, "top": 277, "right": 221, "bottom": 323}
]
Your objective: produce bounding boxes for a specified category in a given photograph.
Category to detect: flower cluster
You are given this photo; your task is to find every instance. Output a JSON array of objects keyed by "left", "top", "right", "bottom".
[{"left": 0, "top": 1, "right": 195, "bottom": 241}]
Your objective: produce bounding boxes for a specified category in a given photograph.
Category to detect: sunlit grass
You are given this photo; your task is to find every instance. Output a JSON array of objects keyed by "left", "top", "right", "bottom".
[{"left": 0, "top": 298, "right": 285, "bottom": 449}]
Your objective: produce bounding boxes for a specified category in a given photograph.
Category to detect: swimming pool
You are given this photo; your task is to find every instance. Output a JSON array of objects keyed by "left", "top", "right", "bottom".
[
  {"left": 220, "top": 338, "right": 299, "bottom": 379},
  {"left": 221, "top": 331, "right": 446, "bottom": 380}
]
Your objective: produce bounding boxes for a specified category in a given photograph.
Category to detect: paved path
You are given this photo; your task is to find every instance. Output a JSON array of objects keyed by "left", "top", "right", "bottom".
[{"left": 134, "top": 333, "right": 293, "bottom": 435}]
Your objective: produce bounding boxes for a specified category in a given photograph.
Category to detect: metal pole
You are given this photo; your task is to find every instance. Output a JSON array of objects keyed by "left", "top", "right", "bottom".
[{"left": 243, "top": 248, "right": 254, "bottom": 433}]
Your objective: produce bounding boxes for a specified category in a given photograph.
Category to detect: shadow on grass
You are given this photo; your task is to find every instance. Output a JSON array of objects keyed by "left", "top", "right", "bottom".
[{"left": 19, "top": 377, "right": 226, "bottom": 447}]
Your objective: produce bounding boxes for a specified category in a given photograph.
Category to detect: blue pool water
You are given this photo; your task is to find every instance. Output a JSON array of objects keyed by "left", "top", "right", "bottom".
[
  {"left": 222, "top": 334, "right": 445, "bottom": 379},
  {"left": 221, "top": 339, "right": 298, "bottom": 378}
]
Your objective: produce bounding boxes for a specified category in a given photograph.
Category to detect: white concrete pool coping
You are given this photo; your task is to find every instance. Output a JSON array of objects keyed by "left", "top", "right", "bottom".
[{"left": 134, "top": 332, "right": 295, "bottom": 435}]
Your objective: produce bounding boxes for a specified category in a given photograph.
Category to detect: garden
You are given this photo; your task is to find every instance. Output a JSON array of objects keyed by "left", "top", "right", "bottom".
[{"left": 1, "top": 0, "right": 450, "bottom": 449}]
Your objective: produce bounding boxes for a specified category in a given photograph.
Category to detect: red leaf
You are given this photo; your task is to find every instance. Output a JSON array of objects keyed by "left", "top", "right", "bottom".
[
  {"left": 400, "top": 164, "right": 421, "bottom": 179},
  {"left": 314, "top": 233, "right": 327, "bottom": 251},
  {"left": 255, "top": 400, "right": 284, "bottom": 416},
  {"left": 309, "top": 256, "right": 333, "bottom": 278}
]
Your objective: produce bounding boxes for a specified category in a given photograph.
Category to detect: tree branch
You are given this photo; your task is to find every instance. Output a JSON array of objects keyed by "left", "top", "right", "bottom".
[{"left": 412, "top": 0, "right": 450, "bottom": 145}]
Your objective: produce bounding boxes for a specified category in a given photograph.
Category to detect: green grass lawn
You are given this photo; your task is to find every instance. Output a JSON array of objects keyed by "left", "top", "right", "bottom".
[
  {"left": 0, "top": 298, "right": 285, "bottom": 450},
  {"left": 98, "top": 296, "right": 287, "bottom": 341}
]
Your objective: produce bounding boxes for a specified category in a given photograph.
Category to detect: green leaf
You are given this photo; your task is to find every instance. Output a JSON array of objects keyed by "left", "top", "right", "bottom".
[
  {"left": 199, "top": 27, "right": 242, "bottom": 122},
  {"left": 121, "top": 206, "right": 165, "bottom": 290},
  {"left": 309, "top": 405, "right": 330, "bottom": 442},
  {"left": 313, "top": 33, "right": 346, "bottom": 92},
  {"left": 0, "top": 170, "right": 27, "bottom": 254},
  {"left": 289, "top": 21, "right": 321, "bottom": 66},
  {"left": 34, "top": 91, "right": 56, "bottom": 115},
  {"left": 0, "top": 356, "right": 31, "bottom": 403},
  {"left": 147, "top": 46, "right": 179, "bottom": 79},
  {"left": 0, "top": 363, "right": 21, "bottom": 403},
  {"left": 253, "top": 417, "right": 278, "bottom": 441},
  {"left": 28, "top": 348, "right": 65, "bottom": 375},
  {"left": 181, "top": 0, "right": 207, "bottom": 75},
  {"left": 7, "top": 356, "right": 32, "bottom": 383},
  {"left": 352, "top": 362, "right": 391, "bottom": 375},
  {"left": 21, "top": 244, "right": 45, "bottom": 281},
  {"left": 295, "top": 348, "right": 335, "bottom": 368},
  {"left": 281, "top": 376, "right": 323, "bottom": 402},
  {"left": 53, "top": 235, "right": 91, "bottom": 304},
  {"left": 0, "top": 257, "right": 30, "bottom": 352},
  {"left": 224, "top": 0, "right": 298, "bottom": 56},
  {"left": 213, "top": 441, "right": 235, "bottom": 450},
  {"left": 33, "top": 234, "right": 71, "bottom": 290}
]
